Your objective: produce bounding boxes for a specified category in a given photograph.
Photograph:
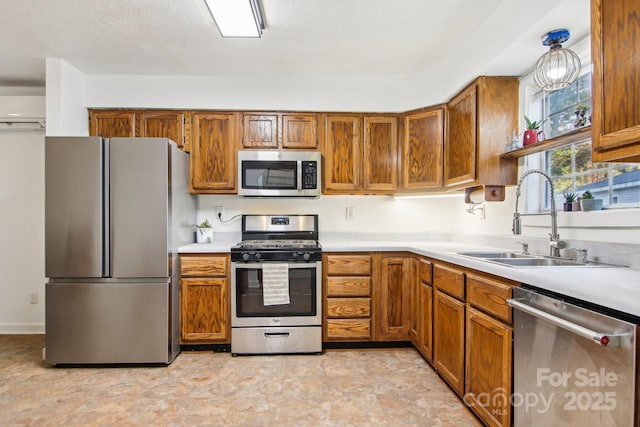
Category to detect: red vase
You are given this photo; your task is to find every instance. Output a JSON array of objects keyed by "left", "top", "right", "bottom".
[{"left": 523, "top": 129, "right": 538, "bottom": 146}]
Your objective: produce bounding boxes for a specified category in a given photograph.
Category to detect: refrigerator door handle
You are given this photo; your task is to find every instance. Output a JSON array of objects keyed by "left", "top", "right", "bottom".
[{"left": 103, "top": 138, "right": 111, "bottom": 278}]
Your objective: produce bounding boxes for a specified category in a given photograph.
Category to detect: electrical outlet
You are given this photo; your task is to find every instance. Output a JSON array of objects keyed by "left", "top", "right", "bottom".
[
  {"left": 215, "top": 206, "right": 224, "bottom": 219},
  {"left": 346, "top": 206, "right": 355, "bottom": 220},
  {"left": 30, "top": 292, "right": 38, "bottom": 304}
]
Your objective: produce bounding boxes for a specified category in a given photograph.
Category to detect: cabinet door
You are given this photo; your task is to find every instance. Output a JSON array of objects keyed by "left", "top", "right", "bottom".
[
  {"left": 323, "top": 115, "right": 362, "bottom": 192},
  {"left": 434, "top": 290, "right": 465, "bottom": 396},
  {"left": 363, "top": 116, "right": 398, "bottom": 192},
  {"left": 376, "top": 255, "right": 411, "bottom": 340},
  {"left": 445, "top": 84, "right": 477, "bottom": 187},
  {"left": 417, "top": 281, "right": 433, "bottom": 362},
  {"left": 591, "top": 0, "right": 640, "bottom": 162},
  {"left": 89, "top": 110, "right": 135, "bottom": 137},
  {"left": 190, "top": 112, "right": 237, "bottom": 193},
  {"left": 242, "top": 113, "right": 278, "bottom": 148},
  {"left": 465, "top": 306, "right": 512, "bottom": 427},
  {"left": 409, "top": 258, "right": 419, "bottom": 345},
  {"left": 403, "top": 108, "right": 444, "bottom": 190},
  {"left": 282, "top": 114, "right": 318, "bottom": 149},
  {"left": 137, "top": 111, "right": 186, "bottom": 149},
  {"left": 180, "top": 278, "right": 229, "bottom": 343}
]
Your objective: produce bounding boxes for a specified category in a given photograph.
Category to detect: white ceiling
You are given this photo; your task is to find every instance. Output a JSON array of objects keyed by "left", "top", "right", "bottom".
[{"left": 0, "top": 0, "right": 590, "bottom": 102}]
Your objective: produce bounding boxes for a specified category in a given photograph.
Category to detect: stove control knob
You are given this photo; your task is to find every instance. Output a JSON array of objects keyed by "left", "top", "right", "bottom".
[
  {"left": 292, "top": 252, "right": 298, "bottom": 258},
  {"left": 242, "top": 253, "right": 250, "bottom": 262},
  {"left": 255, "top": 253, "right": 262, "bottom": 260},
  {"left": 303, "top": 252, "right": 311, "bottom": 261}
]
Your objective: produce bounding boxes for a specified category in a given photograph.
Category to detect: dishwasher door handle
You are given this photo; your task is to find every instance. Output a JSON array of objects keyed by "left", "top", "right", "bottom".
[{"left": 507, "top": 298, "right": 620, "bottom": 347}]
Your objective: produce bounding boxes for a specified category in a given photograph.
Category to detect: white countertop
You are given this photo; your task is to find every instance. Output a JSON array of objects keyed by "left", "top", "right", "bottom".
[{"left": 180, "top": 239, "right": 640, "bottom": 319}]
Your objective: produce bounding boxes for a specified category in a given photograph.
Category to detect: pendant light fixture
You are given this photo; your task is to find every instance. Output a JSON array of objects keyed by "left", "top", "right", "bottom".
[{"left": 533, "top": 29, "right": 581, "bottom": 91}]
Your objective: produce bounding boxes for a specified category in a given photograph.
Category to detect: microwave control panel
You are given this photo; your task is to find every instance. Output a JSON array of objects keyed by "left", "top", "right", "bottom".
[{"left": 302, "top": 161, "right": 318, "bottom": 189}]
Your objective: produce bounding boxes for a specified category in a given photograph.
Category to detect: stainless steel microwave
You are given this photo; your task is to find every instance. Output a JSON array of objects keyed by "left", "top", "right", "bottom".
[{"left": 237, "top": 150, "right": 321, "bottom": 198}]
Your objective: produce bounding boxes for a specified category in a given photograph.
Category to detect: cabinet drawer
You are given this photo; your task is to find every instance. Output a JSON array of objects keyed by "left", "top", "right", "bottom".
[
  {"left": 419, "top": 258, "right": 432, "bottom": 284},
  {"left": 180, "top": 255, "right": 227, "bottom": 277},
  {"left": 327, "top": 298, "right": 371, "bottom": 318},
  {"left": 326, "top": 277, "right": 371, "bottom": 296},
  {"left": 466, "top": 273, "right": 512, "bottom": 323},
  {"left": 433, "top": 264, "right": 465, "bottom": 300},
  {"left": 326, "top": 255, "right": 372, "bottom": 275},
  {"left": 326, "top": 319, "right": 371, "bottom": 340}
]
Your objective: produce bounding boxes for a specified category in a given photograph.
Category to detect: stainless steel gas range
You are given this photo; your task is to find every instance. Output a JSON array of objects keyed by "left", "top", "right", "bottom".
[{"left": 230, "top": 215, "right": 322, "bottom": 355}]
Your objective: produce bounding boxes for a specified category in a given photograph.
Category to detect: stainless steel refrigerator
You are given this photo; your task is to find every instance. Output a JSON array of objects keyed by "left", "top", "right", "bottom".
[{"left": 45, "top": 137, "right": 196, "bottom": 365}]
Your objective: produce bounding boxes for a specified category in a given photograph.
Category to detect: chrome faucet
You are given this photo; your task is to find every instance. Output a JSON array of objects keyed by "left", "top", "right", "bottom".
[{"left": 512, "top": 169, "right": 566, "bottom": 257}]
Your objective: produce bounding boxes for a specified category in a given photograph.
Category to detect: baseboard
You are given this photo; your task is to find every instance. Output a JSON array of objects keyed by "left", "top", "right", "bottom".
[{"left": 0, "top": 323, "right": 45, "bottom": 334}]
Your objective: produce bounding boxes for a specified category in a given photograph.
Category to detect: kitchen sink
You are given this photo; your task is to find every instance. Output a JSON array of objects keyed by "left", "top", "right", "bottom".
[
  {"left": 455, "top": 251, "right": 619, "bottom": 268},
  {"left": 456, "top": 251, "right": 533, "bottom": 259},
  {"left": 489, "top": 257, "right": 587, "bottom": 267}
]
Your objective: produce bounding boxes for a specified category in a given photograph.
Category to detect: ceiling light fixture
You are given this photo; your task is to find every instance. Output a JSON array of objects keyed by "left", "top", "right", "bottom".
[
  {"left": 204, "top": 0, "right": 264, "bottom": 38},
  {"left": 533, "top": 29, "right": 581, "bottom": 91}
]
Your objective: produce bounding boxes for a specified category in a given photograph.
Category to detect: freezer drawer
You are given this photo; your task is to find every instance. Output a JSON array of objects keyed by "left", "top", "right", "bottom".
[{"left": 45, "top": 281, "right": 177, "bottom": 364}]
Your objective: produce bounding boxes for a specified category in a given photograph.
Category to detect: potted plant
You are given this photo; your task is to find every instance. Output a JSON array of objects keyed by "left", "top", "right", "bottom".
[
  {"left": 195, "top": 219, "right": 213, "bottom": 243},
  {"left": 579, "top": 190, "right": 603, "bottom": 211},
  {"left": 523, "top": 115, "right": 546, "bottom": 146},
  {"left": 563, "top": 192, "right": 578, "bottom": 211}
]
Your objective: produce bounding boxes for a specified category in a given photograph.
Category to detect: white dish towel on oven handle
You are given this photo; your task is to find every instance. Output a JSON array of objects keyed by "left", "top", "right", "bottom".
[{"left": 262, "top": 263, "right": 290, "bottom": 306}]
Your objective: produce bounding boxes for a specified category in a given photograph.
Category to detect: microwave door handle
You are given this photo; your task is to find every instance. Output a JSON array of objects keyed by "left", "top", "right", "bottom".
[
  {"left": 297, "top": 160, "right": 302, "bottom": 190},
  {"left": 507, "top": 298, "right": 621, "bottom": 347}
]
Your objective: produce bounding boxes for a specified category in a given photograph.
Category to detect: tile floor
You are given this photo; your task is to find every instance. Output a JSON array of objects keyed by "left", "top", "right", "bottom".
[{"left": 1, "top": 335, "right": 481, "bottom": 426}]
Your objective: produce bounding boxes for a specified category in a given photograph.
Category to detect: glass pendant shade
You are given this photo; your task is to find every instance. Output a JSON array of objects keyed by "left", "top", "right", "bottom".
[{"left": 533, "top": 30, "right": 581, "bottom": 91}]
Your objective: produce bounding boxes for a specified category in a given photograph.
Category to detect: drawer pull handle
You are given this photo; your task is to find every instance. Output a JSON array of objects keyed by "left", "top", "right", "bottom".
[{"left": 264, "top": 332, "right": 290, "bottom": 338}]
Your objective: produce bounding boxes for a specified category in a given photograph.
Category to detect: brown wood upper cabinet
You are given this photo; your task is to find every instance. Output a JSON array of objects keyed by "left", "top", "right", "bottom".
[
  {"left": 402, "top": 107, "right": 444, "bottom": 191},
  {"left": 137, "top": 111, "right": 187, "bottom": 150},
  {"left": 241, "top": 112, "right": 318, "bottom": 150},
  {"left": 190, "top": 112, "right": 238, "bottom": 194},
  {"left": 444, "top": 77, "right": 518, "bottom": 190},
  {"left": 323, "top": 114, "right": 399, "bottom": 194},
  {"left": 591, "top": 0, "right": 640, "bottom": 162},
  {"left": 323, "top": 114, "right": 362, "bottom": 192},
  {"left": 89, "top": 110, "right": 136, "bottom": 138},
  {"left": 89, "top": 109, "right": 188, "bottom": 151}
]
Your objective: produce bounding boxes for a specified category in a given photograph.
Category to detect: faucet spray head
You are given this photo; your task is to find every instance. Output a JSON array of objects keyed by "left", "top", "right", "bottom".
[{"left": 512, "top": 213, "right": 522, "bottom": 235}]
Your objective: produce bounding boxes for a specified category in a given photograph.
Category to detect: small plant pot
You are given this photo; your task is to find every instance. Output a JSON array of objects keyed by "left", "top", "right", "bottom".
[
  {"left": 580, "top": 199, "right": 603, "bottom": 211},
  {"left": 196, "top": 227, "right": 213, "bottom": 243},
  {"left": 523, "top": 129, "right": 538, "bottom": 146},
  {"left": 563, "top": 202, "right": 573, "bottom": 212},
  {"left": 572, "top": 201, "right": 581, "bottom": 211}
]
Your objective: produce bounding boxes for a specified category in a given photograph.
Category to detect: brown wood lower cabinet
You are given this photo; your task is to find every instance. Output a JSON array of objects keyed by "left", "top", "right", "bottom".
[
  {"left": 433, "top": 289, "right": 466, "bottom": 396},
  {"left": 417, "top": 278, "right": 433, "bottom": 362},
  {"left": 324, "top": 253, "right": 373, "bottom": 341},
  {"left": 375, "top": 253, "right": 411, "bottom": 340},
  {"left": 465, "top": 306, "right": 512, "bottom": 427},
  {"left": 179, "top": 254, "right": 230, "bottom": 344},
  {"left": 464, "top": 272, "right": 515, "bottom": 427}
]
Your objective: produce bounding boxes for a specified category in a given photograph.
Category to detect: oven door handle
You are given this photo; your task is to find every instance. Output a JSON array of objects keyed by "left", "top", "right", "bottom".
[
  {"left": 507, "top": 298, "right": 621, "bottom": 347},
  {"left": 264, "top": 332, "right": 290, "bottom": 338}
]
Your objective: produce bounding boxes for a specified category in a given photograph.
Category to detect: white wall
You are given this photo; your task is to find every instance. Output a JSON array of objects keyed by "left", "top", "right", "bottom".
[
  {"left": 45, "top": 59, "right": 88, "bottom": 136},
  {"left": 0, "top": 130, "right": 46, "bottom": 333},
  {"left": 197, "top": 194, "right": 462, "bottom": 236}
]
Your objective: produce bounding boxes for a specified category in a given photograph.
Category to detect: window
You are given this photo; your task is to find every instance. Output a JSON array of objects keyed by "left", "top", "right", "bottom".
[
  {"left": 523, "top": 44, "right": 640, "bottom": 212},
  {"left": 546, "top": 141, "right": 640, "bottom": 208}
]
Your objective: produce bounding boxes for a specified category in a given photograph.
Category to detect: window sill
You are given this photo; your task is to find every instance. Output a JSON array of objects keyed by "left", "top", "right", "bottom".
[{"left": 501, "top": 127, "right": 592, "bottom": 159}]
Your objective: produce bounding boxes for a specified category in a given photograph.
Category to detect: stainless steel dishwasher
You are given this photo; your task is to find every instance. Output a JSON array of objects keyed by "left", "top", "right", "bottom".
[{"left": 507, "top": 287, "right": 638, "bottom": 426}]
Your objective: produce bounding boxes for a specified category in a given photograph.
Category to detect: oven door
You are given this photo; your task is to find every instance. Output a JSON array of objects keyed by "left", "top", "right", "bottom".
[{"left": 231, "top": 261, "right": 322, "bottom": 327}]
